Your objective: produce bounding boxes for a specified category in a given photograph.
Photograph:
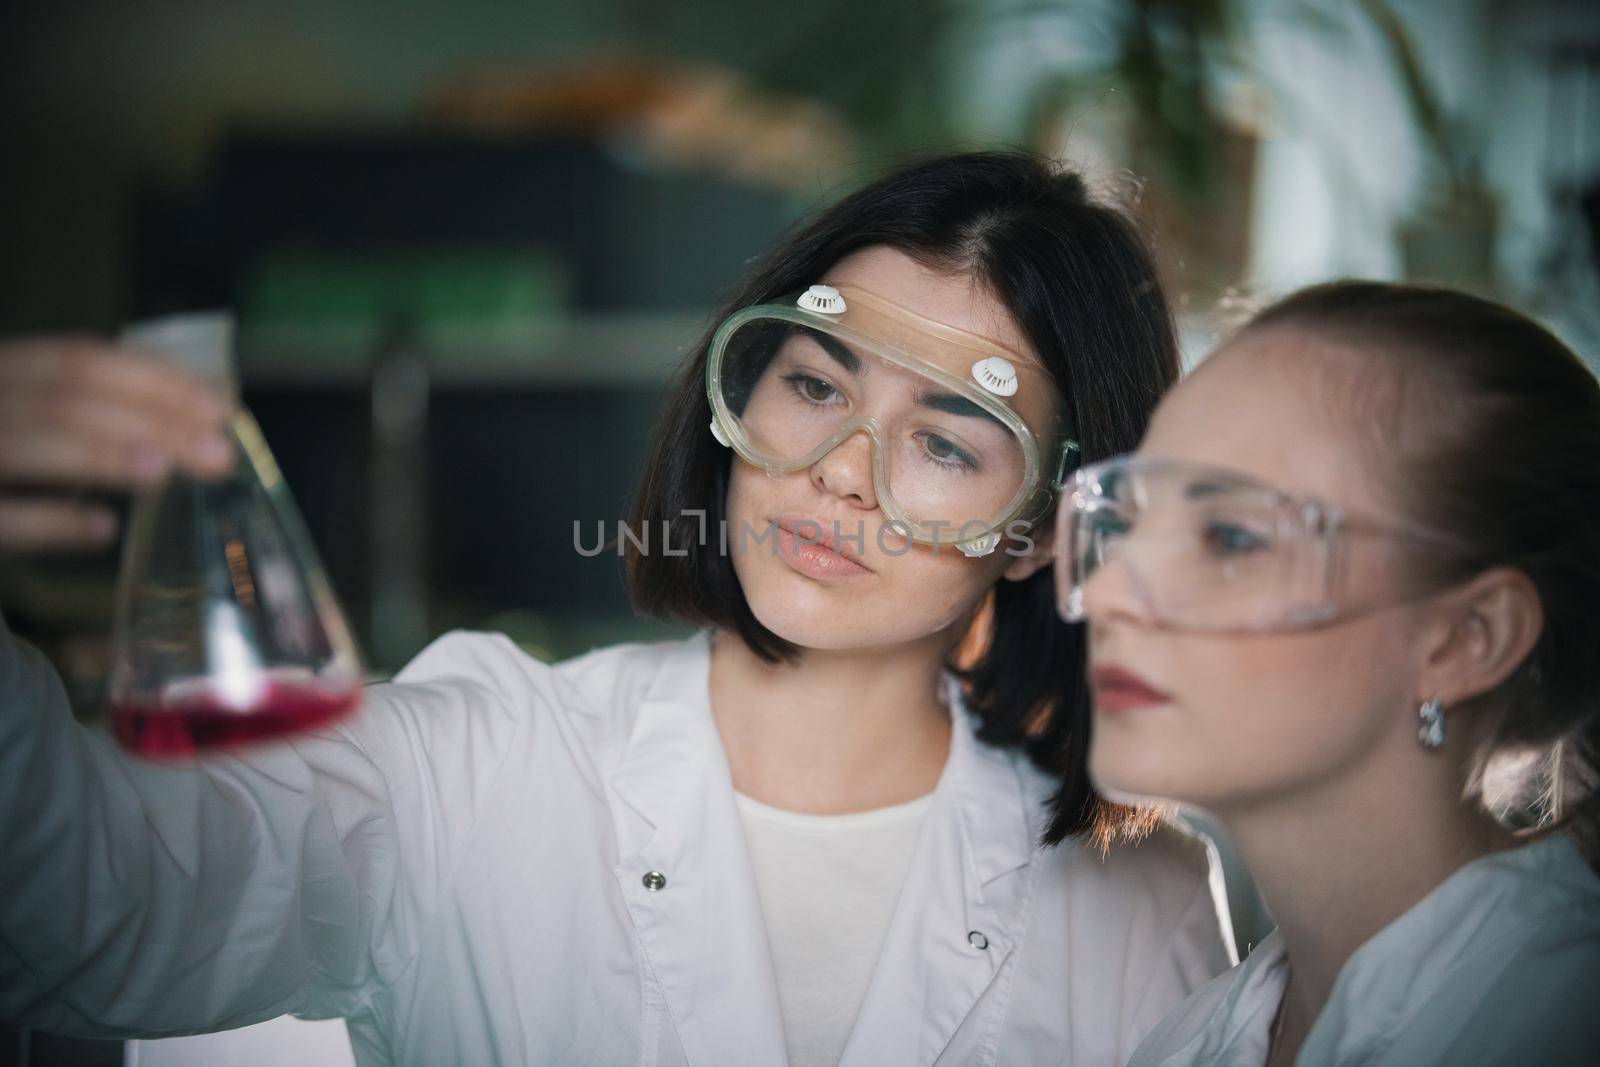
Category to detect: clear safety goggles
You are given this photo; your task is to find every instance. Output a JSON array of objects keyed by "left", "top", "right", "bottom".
[
  {"left": 1055, "top": 454, "right": 1456, "bottom": 631},
  {"left": 707, "top": 284, "right": 1078, "bottom": 556}
]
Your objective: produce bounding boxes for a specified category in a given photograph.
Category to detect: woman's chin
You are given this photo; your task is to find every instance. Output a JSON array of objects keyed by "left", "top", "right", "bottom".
[
  {"left": 1089, "top": 738, "right": 1187, "bottom": 807},
  {"left": 744, "top": 591, "right": 936, "bottom": 654},
  {"left": 749, "top": 609, "right": 884, "bottom": 652}
]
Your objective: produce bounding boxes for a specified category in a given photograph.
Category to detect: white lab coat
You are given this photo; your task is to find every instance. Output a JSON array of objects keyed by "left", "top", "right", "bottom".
[
  {"left": 0, "top": 623, "right": 1234, "bottom": 1065},
  {"left": 1128, "top": 834, "right": 1600, "bottom": 1066}
]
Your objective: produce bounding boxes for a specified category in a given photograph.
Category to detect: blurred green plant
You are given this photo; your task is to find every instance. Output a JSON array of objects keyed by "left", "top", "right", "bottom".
[
  {"left": 1085, "top": 0, "right": 1240, "bottom": 201},
  {"left": 1356, "top": 0, "right": 1482, "bottom": 200},
  {"left": 1355, "top": 0, "right": 1500, "bottom": 290}
]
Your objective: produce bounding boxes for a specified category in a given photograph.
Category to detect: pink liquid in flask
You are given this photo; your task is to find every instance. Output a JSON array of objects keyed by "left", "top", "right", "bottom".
[{"left": 111, "top": 679, "right": 360, "bottom": 757}]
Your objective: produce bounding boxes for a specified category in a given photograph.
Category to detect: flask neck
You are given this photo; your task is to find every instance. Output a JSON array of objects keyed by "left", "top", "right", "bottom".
[{"left": 121, "top": 311, "right": 238, "bottom": 398}]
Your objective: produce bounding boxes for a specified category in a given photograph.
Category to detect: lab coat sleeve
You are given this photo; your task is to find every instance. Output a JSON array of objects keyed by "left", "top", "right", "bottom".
[{"left": 0, "top": 620, "right": 527, "bottom": 1039}]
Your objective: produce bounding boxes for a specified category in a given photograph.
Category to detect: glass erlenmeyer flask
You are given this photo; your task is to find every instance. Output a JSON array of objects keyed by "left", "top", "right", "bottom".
[{"left": 107, "top": 312, "right": 363, "bottom": 756}]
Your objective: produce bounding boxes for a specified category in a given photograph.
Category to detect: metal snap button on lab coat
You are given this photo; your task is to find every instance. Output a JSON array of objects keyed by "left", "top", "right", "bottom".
[
  {"left": 968, "top": 930, "right": 989, "bottom": 950},
  {"left": 642, "top": 871, "right": 667, "bottom": 892}
]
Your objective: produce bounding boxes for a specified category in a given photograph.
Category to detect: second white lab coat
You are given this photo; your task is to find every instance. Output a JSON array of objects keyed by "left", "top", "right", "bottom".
[
  {"left": 0, "top": 624, "right": 1234, "bottom": 1065},
  {"left": 1127, "top": 834, "right": 1600, "bottom": 1066}
]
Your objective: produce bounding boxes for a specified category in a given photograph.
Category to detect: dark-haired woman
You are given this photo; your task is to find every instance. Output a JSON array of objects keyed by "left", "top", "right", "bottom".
[
  {"left": 0, "top": 152, "right": 1232, "bottom": 1065},
  {"left": 1057, "top": 281, "right": 1600, "bottom": 1066}
]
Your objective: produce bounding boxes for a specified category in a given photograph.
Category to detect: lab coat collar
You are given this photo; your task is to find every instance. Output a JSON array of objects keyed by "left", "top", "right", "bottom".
[
  {"left": 1181, "top": 931, "right": 1285, "bottom": 1065},
  {"left": 608, "top": 631, "right": 1043, "bottom": 1067},
  {"left": 838, "top": 671, "right": 1042, "bottom": 1066},
  {"left": 940, "top": 670, "right": 1040, "bottom": 890},
  {"left": 608, "top": 630, "right": 790, "bottom": 1067}
]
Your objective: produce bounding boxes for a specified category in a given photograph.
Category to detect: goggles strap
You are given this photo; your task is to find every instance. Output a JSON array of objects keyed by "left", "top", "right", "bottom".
[{"left": 1052, "top": 439, "right": 1082, "bottom": 490}]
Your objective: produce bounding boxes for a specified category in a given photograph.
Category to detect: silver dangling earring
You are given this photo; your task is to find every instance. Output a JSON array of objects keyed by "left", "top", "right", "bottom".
[{"left": 1417, "top": 697, "right": 1446, "bottom": 750}]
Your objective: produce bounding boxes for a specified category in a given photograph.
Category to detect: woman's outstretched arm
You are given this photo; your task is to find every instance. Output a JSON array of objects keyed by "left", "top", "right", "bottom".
[{"left": 0, "top": 618, "right": 524, "bottom": 1038}]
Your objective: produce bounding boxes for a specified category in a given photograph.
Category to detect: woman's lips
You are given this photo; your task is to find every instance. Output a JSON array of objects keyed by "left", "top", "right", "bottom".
[
  {"left": 771, "top": 517, "right": 871, "bottom": 583},
  {"left": 1089, "top": 664, "right": 1173, "bottom": 713}
]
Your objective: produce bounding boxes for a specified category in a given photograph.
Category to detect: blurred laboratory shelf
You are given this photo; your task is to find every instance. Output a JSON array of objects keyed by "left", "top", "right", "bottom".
[{"left": 237, "top": 310, "right": 708, "bottom": 389}]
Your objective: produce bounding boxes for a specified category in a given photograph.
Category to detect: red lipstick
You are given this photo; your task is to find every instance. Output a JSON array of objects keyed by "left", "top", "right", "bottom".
[{"left": 1089, "top": 664, "right": 1172, "bottom": 713}]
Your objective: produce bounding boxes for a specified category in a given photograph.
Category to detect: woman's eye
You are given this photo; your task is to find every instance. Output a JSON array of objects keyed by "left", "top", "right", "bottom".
[
  {"left": 919, "top": 432, "right": 979, "bottom": 472},
  {"left": 782, "top": 373, "right": 841, "bottom": 405},
  {"left": 1203, "top": 521, "right": 1270, "bottom": 556},
  {"left": 1096, "top": 511, "right": 1131, "bottom": 537},
  {"left": 1091, "top": 515, "right": 1129, "bottom": 558}
]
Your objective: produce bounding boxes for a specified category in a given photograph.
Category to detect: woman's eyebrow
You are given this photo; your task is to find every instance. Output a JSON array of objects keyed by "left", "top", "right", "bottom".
[
  {"left": 1184, "top": 479, "right": 1232, "bottom": 499},
  {"left": 799, "top": 328, "right": 1009, "bottom": 430},
  {"left": 803, "top": 329, "right": 863, "bottom": 375},
  {"left": 919, "top": 390, "right": 1009, "bottom": 430}
]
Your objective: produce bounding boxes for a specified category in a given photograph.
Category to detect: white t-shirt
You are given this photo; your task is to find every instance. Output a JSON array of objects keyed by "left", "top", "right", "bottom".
[{"left": 736, "top": 790, "right": 933, "bottom": 1067}]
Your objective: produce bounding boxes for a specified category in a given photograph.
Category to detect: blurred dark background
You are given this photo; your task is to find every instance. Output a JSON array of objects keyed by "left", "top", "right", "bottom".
[
  {"left": 3, "top": 0, "right": 1597, "bottom": 682},
  {"left": 0, "top": 2, "right": 1597, "bottom": 1064}
]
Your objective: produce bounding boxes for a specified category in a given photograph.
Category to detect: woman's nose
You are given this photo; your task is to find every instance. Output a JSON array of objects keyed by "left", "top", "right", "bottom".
[
  {"left": 810, "top": 430, "right": 879, "bottom": 510},
  {"left": 1079, "top": 546, "right": 1158, "bottom": 629}
]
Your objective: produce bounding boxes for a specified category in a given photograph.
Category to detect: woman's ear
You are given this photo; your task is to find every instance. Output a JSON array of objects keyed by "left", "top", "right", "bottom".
[
  {"left": 1001, "top": 515, "right": 1056, "bottom": 582},
  {"left": 1417, "top": 566, "right": 1544, "bottom": 708}
]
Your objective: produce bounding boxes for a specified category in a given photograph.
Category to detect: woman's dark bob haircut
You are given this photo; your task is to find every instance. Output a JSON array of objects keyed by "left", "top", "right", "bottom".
[{"left": 628, "top": 150, "right": 1177, "bottom": 846}]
